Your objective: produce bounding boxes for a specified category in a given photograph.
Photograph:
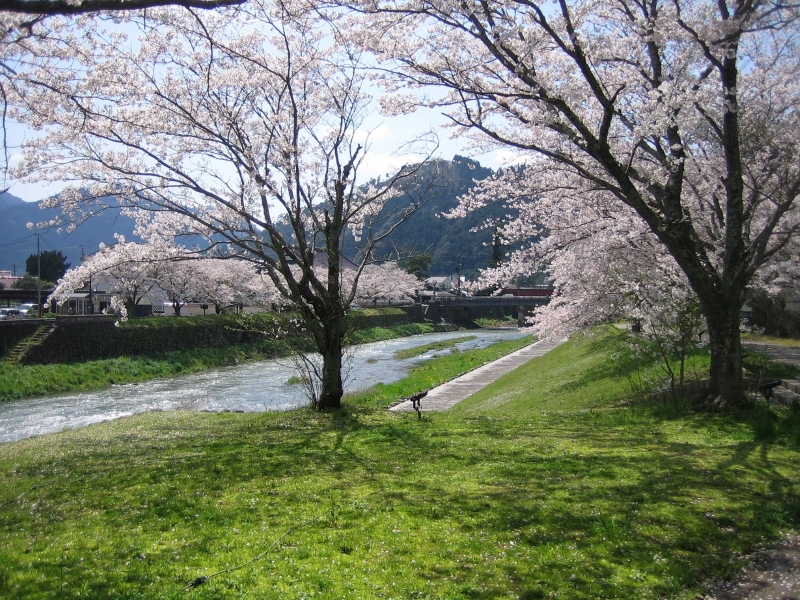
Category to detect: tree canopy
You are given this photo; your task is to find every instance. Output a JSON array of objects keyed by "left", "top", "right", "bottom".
[
  {"left": 343, "top": 0, "right": 800, "bottom": 408},
  {"left": 0, "top": 0, "right": 241, "bottom": 14},
  {"left": 25, "top": 248, "right": 69, "bottom": 282},
  {"left": 10, "top": 0, "right": 800, "bottom": 408},
  {"left": 12, "top": 2, "right": 431, "bottom": 408}
]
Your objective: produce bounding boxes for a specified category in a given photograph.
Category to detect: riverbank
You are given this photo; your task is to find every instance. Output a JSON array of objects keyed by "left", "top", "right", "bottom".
[
  {"left": 0, "top": 320, "right": 441, "bottom": 402},
  {"left": 2, "top": 327, "right": 800, "bottom": 599}
]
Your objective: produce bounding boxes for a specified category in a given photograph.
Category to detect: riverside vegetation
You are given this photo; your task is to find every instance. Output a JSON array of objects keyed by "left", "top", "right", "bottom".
[
  {"left": 1, "top": 327, "right": 800, "bottom": 599},
  {"left": 0, "top": 311, "right": 438, "bottom": 402}
]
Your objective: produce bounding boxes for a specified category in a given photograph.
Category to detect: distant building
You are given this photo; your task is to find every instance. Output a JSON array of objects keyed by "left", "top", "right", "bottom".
[
  {"left": 425, "top": 275, "right": 465, "bottom": 292},
  {"left": 0, "top": 270, "right": 20, "bottom": 290}
]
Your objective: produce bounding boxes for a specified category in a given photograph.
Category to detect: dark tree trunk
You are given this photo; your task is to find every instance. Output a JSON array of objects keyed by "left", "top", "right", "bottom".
[
  {"left": 318, "top": 345, "right": 344, "bottom": 410},
  {"left": 316, "top": 313, "right": 347, "bottom": 410},
  {"left": 699, "top": 295, "right": 746, "bottom": 408}
]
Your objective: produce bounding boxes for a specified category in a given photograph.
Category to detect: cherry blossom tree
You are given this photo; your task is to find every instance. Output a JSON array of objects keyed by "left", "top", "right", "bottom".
[
  {"left": 0, "top": 0, "right": 246, "bottom": 190},
  {"left": 342, "top": 0, "right": 800, "bottom": 408},
  {"left": 0, "top": 0, "right": 241, "bottom": 15},
  {"left": 192, "top": 258, "right": 279, "bottom": 313},
  {"left": 157, "top": 258, "right": 199, "bottom": 316},
  {"left": 349, "top": 262, "right": 420, "bottom": 306},
  {"left": 51, "top": 239, "right": 283, "bottom": 318},
  {"left": 50, "top": 237, "right": 166, "bottom": 318},
  {"left": 490, "top": 177, "right": 706, "bottom": 394},
  {"left": 16, "top": 1, "right": 433, "bottom": 409}
]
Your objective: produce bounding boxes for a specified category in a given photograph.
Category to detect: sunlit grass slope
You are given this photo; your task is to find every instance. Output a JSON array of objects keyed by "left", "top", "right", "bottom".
[
  {"left": 2, "top": 327, "right": 800, "bottom": 599},
  {"left": 454, "top": 326, "right": 709, "bottom": 415}
]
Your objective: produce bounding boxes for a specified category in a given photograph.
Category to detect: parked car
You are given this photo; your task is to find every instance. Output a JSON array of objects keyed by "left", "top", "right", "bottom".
[
  {"left": 18, "top": 303, "right": 40, "bottom": 315},
  {"left": 0, "top": 308, "right": 23, "bottom": 319}
]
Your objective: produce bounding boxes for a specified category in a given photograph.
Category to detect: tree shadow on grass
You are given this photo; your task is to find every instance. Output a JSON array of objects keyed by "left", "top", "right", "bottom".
[
  {"left": 352, "top": 415, "right": 800, "bottom": 599},
  {"left": 3, "top": 408, "right": 800, "bottom": 599}
]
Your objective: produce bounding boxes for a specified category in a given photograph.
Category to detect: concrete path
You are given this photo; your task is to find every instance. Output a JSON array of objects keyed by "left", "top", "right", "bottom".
[
  {"left": 389, "top": 337, "right": 568, "bottom": 413},
  {"left": 743, "top": 341, "right": 800, "bottom": 368}
]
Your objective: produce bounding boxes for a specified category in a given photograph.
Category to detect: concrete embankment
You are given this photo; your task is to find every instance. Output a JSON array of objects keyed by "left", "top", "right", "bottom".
[{"left": 391, "top": 337, "right": 567, "bottom": 412}]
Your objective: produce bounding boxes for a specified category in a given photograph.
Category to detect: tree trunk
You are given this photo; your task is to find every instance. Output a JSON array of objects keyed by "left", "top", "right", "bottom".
[
  {"left": 315, "top": 315, "right": 347, "bottom": 410},
  {"left": 318, "top": 347, "right": 343, "bottom": 410},
  {"left": 702, "top": 302, "right": 746, "bottom": 409}
]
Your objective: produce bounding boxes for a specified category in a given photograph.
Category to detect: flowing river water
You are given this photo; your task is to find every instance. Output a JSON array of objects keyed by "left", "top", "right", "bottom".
[{"left": 0, "top": 329, "right": 525, "bottom": 443}]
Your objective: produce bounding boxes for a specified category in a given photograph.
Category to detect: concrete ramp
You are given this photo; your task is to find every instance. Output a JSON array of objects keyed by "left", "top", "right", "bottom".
[{"left": 390, "top": 337, "right": 567, "bottom": 413}]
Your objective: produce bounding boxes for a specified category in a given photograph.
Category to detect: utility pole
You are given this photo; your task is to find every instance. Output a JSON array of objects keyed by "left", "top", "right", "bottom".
[
  {"left": 456, "top": 255, "right": 462, "bottom": 296},
  {"left": 81, "top": 246, "right": 93, "bottom": 314},
  {"left": 36, "top": 234, "right": 41, "bottom": 317}
]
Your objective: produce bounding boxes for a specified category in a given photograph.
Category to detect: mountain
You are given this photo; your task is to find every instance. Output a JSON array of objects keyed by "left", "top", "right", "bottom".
[
  {"left": 0, "top": 156, "right": 528, "bottom": 281},
  {"left": 0, "top": 192, "right": 25, "bottom": 208},
  {"left": 0, "top": 194, "right": 138, "bottom": 274},
  {"left": 344, "top": 155, "right": 521, "bottom": 279}
]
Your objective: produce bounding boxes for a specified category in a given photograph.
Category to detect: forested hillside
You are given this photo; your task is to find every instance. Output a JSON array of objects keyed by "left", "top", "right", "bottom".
[
  {"left": 344, "top": 155, "right": 518, "bottom": 279},
  {"left": 0, "top": 193, "right": 137, "bottom": 274}
]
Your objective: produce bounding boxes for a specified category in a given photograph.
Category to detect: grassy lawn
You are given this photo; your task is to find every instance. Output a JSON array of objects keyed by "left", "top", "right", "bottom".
[
  {"left": 2, "top": 328, "right": 800, "bottom": 599},
  {"left": 453, "top": 329, "right": 713, "bottom": 415},
  {"left": 393, "top": 335, "right": 478, "bottom": 360}
]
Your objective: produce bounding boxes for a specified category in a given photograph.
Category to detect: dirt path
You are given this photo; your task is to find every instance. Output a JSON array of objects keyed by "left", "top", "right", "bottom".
[
  {"left": 702, "top": 534, "right": 800, "bottom": 599},
  {"left": 703, "top": 342, "right": 800, "bottom": 599}
]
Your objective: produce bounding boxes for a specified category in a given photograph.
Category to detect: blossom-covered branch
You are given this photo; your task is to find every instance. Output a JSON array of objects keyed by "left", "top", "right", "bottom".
[
  {"left": 0, "top": 0, "right": 243, "bottom": 15},
  {"left": 341, "top": 0, "right": 800, "bottom": 407},
  {"left": 16, "top": 2, "right": 434, "bottom": 408}
]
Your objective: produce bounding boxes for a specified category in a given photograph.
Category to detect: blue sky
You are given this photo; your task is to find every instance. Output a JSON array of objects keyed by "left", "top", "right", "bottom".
[{"left": 5, "top": 103, "right": 520, "bottom": 203}]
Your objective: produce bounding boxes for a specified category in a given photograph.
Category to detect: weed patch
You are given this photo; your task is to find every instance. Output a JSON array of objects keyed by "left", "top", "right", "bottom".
[{"left": 393, "top": 335, "right": 477, "bottom": 359}]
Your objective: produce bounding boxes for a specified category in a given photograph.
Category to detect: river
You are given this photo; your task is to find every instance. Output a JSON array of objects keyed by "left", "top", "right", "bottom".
[{"left": 0, "top": 329, "right": 524, "bottom": 443}]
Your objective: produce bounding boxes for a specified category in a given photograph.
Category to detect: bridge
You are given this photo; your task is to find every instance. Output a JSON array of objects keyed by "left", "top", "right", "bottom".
[
  {"left": 429, "top": 295, "right": 551, "bottom": 308},
  {"left": 420, "top": 291, "right": 553, "bottom": 326}
]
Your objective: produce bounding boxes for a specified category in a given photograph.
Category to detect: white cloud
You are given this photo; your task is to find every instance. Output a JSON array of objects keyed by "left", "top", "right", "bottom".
[
  {"left": 356, "top": 152, "right": 415, "bottom": 181},
  {"left": 478, "top": 147, "right": 528, "bottom": 171},
  {"left": 354, "top": 124, "right": 394, "bottom": 145}
]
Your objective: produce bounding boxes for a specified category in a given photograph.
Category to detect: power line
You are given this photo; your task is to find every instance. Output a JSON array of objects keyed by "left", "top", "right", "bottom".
[{"left": 0, "top": 232, "right": 38, "bottom": 250}]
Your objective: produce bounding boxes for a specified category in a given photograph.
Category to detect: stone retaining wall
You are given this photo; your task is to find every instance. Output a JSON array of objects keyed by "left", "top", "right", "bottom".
[
  {"left": 4, "top": 309, "right": 422, "bottom": 365},
  {"left": 0, "top": 319, "right": 42, "bottom": 356}
]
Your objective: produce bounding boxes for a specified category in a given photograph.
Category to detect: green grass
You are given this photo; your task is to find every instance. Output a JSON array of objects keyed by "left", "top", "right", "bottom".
[
  {"left": 453, "top": 328, "right": 708, "bottom": 415},
  {"left": 743, "top": 351, "right": 800, "bottom": 380},
  {"left": 348, "top": 322, "right": 436, "bottom": 344},
  {"left": 2, "top": 399, "right": 800, "bottom": 598},
  {"left": 472, "top": 316, "right": 518, "bottom": 328},
  {"left": 393, "top": 335, "right": 478, "bottom": 359},
  {"left": 743, "top": 332, "right": 800, "bottom": 347},
  {"left": 346, "top": 335, "right": 534, "bottom": 408},
  {"left": 0, "top": 346, "right": 272, "bottom": 401},
  {"left": 3, "top": 327, "right": 800, "bottom": 599}
]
